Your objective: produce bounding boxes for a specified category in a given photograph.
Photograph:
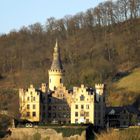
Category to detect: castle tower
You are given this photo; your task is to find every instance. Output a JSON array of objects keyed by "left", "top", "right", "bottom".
[
  {"left": 95, "top": 84, "right": 105, "bottom": 127},
  {"left": 48, "top": 41, "right": 64, "bottom": 91},
  {"left": 95, "top": 84, "right": 104, "bottom": 102}
]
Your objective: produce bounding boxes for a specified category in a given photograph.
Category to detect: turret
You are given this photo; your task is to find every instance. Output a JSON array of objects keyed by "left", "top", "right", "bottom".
[
  {"left": 95, "top": 84, "right": 105, "bottom": 127},
  {"left": 41, "top": 83, "right": 47, "bottom": 93},
  {"left": 48, "top": 40, "right": 64, "bottom": 91},
  {"left": 95, "top": 84, "right": 104, "bottom": 102}
]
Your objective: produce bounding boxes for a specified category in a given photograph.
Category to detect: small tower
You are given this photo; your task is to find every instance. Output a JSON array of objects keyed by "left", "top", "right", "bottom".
[
  {"left": 48, "top": 40, "right": 64, "bottom": 91},
  {"left": 95, "top": 84, "right": 104, "bottom": 102},
  {"left": 95, "top": 84, "right": 105, "bottom": 127}
]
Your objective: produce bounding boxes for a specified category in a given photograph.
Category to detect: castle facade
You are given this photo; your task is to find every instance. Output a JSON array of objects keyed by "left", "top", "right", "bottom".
[{"left": 19, "top": 41, "right": 106, "bottom": 127}]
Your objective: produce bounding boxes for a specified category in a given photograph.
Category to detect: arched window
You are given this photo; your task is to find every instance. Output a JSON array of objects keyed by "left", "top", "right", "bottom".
[{"left": 50, "top": 79, "right": 51, "bottom": 83}]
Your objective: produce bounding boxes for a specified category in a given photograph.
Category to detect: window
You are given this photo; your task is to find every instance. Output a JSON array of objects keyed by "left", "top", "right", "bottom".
[
  {"left": 48, "top": 113, "right": 51, "bottom": 117},
  {"left": 32, "top": 112, "right": 36, "bottom": 117},
  {"left": 86, "top": 119, "right": 89, "bottom": 123},
  {"left": 43, "top": 97, "right": 45, "bottom": 101},
  {"left": 59, "top": 107, "right": 62, "bottom": 110},
  {"left": 50, "top": 79, "right": 51, "bottom": 83},
  {"left": 75, "top": 119, "right": 78, "bottom": 123},
  {"left": 63, "top": 106, "right": 66, "bottom": 110},
  {"left": 33, "top": 104, "right": 36, "bottom": 109},
  {"left": 75, "top": 105, "right": 78, "bottom": 109},
  {"left": 54, "top": 86, "right": 56, "bottom": 90},
  {"left": 27, "top": 97, "right": 30, "bottom": 101},
  {"left": 33, "top": 97, "right": 35, "bottom": 101},
  {"left": 81, "top": 105, "right": 84, "bottom": 109},
  {"left": 48, "top": 98, "right": 51, "bottom": 103},
  {"left": 103, "top": 97, "right": 105, "bottom": 102},
  {"left": 60, "top": 78, "right": 62, "bottom": 83},
  {"left": 26, "top": 112, "right": 30, "bottom": 117},
  {"left": 53, "top": 106, "right": 56, "bottom": 110},
  {"left": 80, "top": 95, "right": 85, "bottom": 101},
  {"left": 43, "top": 112, "right": 45, "bottom": 118},
  {"left": 86, "top": 105, "right": 89, "bottom": 109},
  {"left": 48, "top": 106, "right": 51, "bottom": 110},
  {"left": 27, "top": 104, "right": 30, "bottom": 109},
  {"left": 75, "top": 112, "right": 78, "bottom": 117},
  {"left": 52, "top": 113, "right": 56, "bottom": 118},
  {"left": 63, "top": 113, "right": 66, "bottom": 118},
  {"left": 123, "top": 121, "right": 126, "bottom": 125},
  {"left": 43, "top": 105, "right": 45, "bottom": 110},
  {"left": 80, "top": 112, "right": 84, "bottom": 117},
  {"left": 85, "top": 112, "right": 89, "bottom": 117}
]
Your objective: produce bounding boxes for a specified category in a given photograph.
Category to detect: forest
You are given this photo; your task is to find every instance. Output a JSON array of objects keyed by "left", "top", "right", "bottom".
[{"left": 0, "top": 0, "right": 140, "bottom": 118}]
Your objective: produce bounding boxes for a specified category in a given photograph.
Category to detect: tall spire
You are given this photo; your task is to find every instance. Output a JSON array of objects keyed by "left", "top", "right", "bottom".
[{"left": 51, "top": 40, "right": 63, "bottom": 70}]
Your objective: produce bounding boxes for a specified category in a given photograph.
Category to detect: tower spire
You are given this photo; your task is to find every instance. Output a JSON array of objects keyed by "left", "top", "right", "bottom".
[
  {"left": 51, "top": 40, "right": 63, "bottom": 70},
  {"left": 48, "top": 40, "right": 64, "bottom": 91}
]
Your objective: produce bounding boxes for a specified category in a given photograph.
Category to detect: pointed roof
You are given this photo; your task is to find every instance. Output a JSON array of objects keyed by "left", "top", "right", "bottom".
[{"left": 50, "top": 40, "right": 63, "bottom": 70}]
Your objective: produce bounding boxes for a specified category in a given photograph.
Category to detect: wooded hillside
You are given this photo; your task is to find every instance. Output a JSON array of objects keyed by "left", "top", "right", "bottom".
[{"left": 0, "top": 0, "right": 140, "bottom": 107}]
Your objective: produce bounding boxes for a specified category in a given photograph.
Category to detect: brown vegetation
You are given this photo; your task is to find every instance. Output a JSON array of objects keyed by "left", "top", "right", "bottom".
[
  {"left": 96, "top": 128, "right": 140, "bottom": 140},
  {"left": 0, "top": 0, "right": 140, "bottom": 112}
]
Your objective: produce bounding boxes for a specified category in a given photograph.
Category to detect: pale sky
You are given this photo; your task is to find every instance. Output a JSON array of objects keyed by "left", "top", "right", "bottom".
[{"left": 0, "top": 0, "right": 105, "bottom": 34}]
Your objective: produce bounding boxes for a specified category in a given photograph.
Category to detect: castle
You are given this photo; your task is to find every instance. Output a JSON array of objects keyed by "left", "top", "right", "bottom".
[{"left": 19, "top": 41, "right": 106, "bottom": 127}]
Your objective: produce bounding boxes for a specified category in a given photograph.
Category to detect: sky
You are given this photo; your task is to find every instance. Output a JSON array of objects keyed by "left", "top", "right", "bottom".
[{"left": 0, "top": 0, "right": 105, "bottom": 34}]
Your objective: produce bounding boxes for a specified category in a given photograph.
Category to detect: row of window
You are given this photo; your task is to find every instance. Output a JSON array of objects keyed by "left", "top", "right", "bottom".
[
  {"left": 75, "top": 95, "right": 93, "bottom": 102},
  {"left": 27, "top": 104, "right": 36, "bottom": 109},
  {"left": 26, "top": 111, "right": 36, "bottom": 117},
  {"left": 48, "top": 106, "right": 69, "bottom": 110},
  {"left": 48, "top": 112, "right": 70, "bottom": 118},
  {"left": 75, "top": 112, "right": 89, "bottom": 117},
  {"left": 49, "top": 78, "right": 62, "bottom": 83},
  {"left": 75, "top": 119, "right": 89, "bottom": 123},
  {"left": 48, "top": 98, "right": 67, "bottom": 103},
  {"left": 75, "top": 104, "right": 89, "bottom": 109},
  {"left": 27, "top": 96, "right": 36, "bottom": 101}
]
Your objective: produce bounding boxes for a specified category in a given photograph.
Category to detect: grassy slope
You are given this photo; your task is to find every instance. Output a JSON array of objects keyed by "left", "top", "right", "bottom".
[
  {"left": 107, "top": 68, "right": 140, "bottom": 106},
  {"left": 115, "top": 68, "right": 140, "bottom": 93}
]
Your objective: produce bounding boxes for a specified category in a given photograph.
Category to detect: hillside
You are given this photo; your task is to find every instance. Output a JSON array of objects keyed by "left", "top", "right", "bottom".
[
  {"left": 107, "top": 68, "right": 140, "bottom": 107},
  {"left": 0, "top": 0, "right": 140, "bottom": 111},
  {"left": 116, "top": 68, "right": 140, "bottom": 93}
]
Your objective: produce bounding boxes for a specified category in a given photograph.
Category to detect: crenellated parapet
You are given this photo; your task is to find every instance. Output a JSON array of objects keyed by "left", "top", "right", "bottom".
[
  {"left": 95, "top": 84, "right": 104, "bottom": 89},
  {"left": 95, "top": 83, "right": 105, "bottom": 102}
]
